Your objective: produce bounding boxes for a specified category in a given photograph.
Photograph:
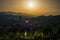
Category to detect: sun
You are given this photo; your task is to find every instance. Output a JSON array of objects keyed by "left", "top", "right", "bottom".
[
  {"left": 28, "top": 2, "right": 33, "bottom": 7},
  {"left": 27, "top": 2, "right": 35, "bottom": 8}
]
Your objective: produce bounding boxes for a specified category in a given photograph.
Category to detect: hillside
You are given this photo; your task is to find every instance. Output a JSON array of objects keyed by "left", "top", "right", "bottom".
[{"left": 0, "top": 12, "right": 60, "bottom": 40}]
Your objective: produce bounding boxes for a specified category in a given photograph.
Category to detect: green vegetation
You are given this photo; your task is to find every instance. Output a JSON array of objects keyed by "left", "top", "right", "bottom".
[
  {"left": 0, "top": 25, "right": 60, "bottom": 40},
  {"left": 0, "top": 13, "right": 60, "bottom": 40}
]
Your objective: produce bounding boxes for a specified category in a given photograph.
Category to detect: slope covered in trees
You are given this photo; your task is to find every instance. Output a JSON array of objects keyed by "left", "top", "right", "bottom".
[{"left": 0, "top": 12, "right": 60, "bottom": 40}]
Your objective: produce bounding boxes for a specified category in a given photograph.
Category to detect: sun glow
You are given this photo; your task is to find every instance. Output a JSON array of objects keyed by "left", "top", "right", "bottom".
[
  {"left": 28, "top": 2, "right": 34, "bottom": 7},
  {"left": 27, "top": 2, "right": 35, "bottom": 8}
]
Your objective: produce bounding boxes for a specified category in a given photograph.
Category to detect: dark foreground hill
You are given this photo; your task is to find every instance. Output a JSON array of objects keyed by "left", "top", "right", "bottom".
[
  {"left": 0, "top": 12, "right": 60, "bottom": 27},
  {"left": 0, "top": 12, "right": 60, "bottom": 40}
]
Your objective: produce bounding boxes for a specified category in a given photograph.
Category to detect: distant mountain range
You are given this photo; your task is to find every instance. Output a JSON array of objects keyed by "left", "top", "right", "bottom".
[
  {"left": 0, "top": 12, "right": 34, "bottom": 17},
  {"left": 0, "top": 12, "right": 60, "bottom": 28}
]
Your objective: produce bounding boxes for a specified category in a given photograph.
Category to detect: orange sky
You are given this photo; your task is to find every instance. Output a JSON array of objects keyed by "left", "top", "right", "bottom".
[{"left": 0, "top": 0, "right": 60, "bottom": 16}]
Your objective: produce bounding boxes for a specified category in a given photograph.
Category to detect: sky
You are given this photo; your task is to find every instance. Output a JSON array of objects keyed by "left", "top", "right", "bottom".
[{"left": 0, "top": 0, "right": 60, "bottom": 16}]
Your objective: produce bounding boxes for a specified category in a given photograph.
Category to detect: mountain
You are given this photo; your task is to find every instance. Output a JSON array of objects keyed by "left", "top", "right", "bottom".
[
  {"left": 0, "top": 12, "right": 60, "bottom": 40},
  {"left": 0, "top": 12, "right": 34, "bottom": 17},
  {"left": 0, "top": 12, "right": 60, "bottom": 28}
]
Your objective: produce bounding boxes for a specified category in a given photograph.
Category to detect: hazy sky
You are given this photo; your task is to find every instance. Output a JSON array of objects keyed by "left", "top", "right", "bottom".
[{"left": 0, "top": 0, "right": 60, "bottom": 16}]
